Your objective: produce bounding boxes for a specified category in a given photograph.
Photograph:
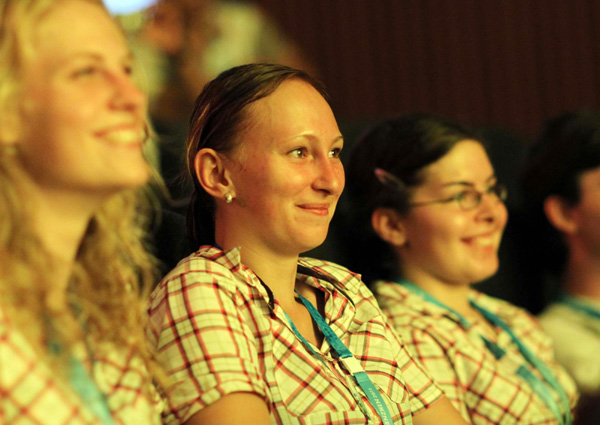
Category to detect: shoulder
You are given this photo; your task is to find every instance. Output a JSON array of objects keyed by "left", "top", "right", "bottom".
[
  {"left": 473, "top": 290, "right": 553, "bottom": 352},
  {"left": 298, "top": 257, "right": 366, "bottom": 295},
  {"left": 473, "top": 290, "right": 538, "bottom": 324},
  {"left": 153, "top": 246, "right": 246, "bottom": 298},
  {"left": 148, "top": 246, "right": 259, "bottom": 334},
  {"left": 373, "top": 281, "right": 443, "bottom": 327}
]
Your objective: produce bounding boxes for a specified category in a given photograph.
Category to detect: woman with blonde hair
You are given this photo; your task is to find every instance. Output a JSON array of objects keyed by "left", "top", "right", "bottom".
[{"left": 0, "top": 0, "right": 162, "bottom": 422}]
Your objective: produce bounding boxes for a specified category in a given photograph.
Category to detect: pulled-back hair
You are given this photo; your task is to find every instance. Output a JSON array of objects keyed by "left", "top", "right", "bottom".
[
  {"left": 343, "top": 113, "right": 480, "bottom": 284},
  {"left": 185, "top": 63, "right": 330, "bottom": 249},
  {"left": 520, "top": 109, "right": 600, "bottom": 278},
  {"left": 0, "top": 0, "right": 161, "bottom": 394}
]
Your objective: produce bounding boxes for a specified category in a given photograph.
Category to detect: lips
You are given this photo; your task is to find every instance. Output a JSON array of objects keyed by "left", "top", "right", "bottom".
[
  {"left": 461, "top": 230, "right": 500, "bottom": 248},
  {"left": 95, "top": 124, "right": 145, "bottom": 147},
  {"left": 298, "top": 203, "right": 330, "bottom": 216}
]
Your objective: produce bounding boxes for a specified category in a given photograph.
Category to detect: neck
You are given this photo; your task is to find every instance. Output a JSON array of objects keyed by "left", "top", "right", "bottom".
[
  {"left": 563, "top": 245, "right": 600, "bottom": 300},
  {"left": 217, "top": 239, "right": 300, "bottom": 306},
  {"left": 402, "top": 269, "right": 472, "bottom": 316},
  {"left": 31, "top": 187, "right": 102, "bottom": 294}
]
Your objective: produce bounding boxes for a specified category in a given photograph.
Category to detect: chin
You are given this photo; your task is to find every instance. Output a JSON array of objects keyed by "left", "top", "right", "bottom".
[
  {"left": 470, "top": 264, "right": 500, "bottom": 284},
  {"left": 297, "top": 238, "right": 327, "bottom": 255},
  {"left": 120, "top": 166, "right": 152, "bottom": 187}
]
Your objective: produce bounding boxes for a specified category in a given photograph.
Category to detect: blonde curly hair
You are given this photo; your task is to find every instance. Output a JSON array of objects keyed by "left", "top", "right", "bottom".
[{"left": 0, "top": 0, "right": 163, "bottom": 396}]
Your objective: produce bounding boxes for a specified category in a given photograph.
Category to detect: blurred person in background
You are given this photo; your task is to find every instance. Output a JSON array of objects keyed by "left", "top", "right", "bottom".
[
  {"left": 343, "top": 114, "right": 578, "bottom": 424},
  {"left": 0, "top": 0, "right": 163, "bottom": 422},
  {"left": 521, "top": 109, "right": 600, "bottom": 424},
  {"left": 129, "top": 0, "right": 313, "bottom": 205}
]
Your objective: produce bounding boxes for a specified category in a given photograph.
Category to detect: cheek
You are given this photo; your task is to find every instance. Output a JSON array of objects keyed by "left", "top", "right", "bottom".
[
  {"left": 337, "top": 162, "right": 346, "bottom": 192},
  {"left": 576, "top": 203, "right": 600, "bottom": 235},
  {"left": 497, "top": 203, "right": 509, "bottom": 229},
  {"left": 410, "top": 212, "right": 465, "bottom": 251},
  {"left": 25, "top": 91, "right": 94, "bottom": 138}
]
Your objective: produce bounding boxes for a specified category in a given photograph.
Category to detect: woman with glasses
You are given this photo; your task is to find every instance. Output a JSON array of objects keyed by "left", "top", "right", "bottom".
[{"left": 343, "top": 114, "right": 577, "bottom": 424}]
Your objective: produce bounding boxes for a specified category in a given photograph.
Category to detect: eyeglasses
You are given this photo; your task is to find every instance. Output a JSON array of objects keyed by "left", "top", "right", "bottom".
[
  {"left": 410, "top": 182, "right": 508, "bottom": 211},
  {"left": 374, "top": 167, "right": 508, "bottom": 211}
]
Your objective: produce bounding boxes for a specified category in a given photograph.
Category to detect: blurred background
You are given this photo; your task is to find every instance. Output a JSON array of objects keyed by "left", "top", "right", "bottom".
[{"left": 112, "top": 0, "right": 600, "bottom": 312}]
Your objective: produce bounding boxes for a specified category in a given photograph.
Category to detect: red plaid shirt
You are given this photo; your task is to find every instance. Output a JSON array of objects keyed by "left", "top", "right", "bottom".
[
  {"left": 0, "top": 306, "right": 162, "bottom": 424},
  {"left": 374, "top": 282, "right": 578, "bottom": 425},
  {"left": 147, "top": 246, "right": 442, "bottom": 424}
]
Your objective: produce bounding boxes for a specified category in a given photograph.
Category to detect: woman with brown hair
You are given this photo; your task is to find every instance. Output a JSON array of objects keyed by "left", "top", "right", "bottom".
[
  {"left": 147, "top": 63, "right": 469, "bottom": 425},
  {"left": 343, "top": 114, "right": 577, "bottom": 424}
]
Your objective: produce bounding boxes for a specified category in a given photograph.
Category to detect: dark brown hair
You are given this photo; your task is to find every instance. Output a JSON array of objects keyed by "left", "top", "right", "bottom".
[
  {"left": 185, "top": 63, "right": 330, "bottom": 249},
  {"left": 343, "top": 113, "right": 481, "bottom": 284}
]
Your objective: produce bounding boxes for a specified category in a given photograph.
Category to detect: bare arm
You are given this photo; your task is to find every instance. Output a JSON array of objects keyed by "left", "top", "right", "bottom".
[
  {"left": 184, "top": 393, "right": 270, "bottom": 425},
  {"left": 413, "top": 396, "right": 469, "bottom": 425}
]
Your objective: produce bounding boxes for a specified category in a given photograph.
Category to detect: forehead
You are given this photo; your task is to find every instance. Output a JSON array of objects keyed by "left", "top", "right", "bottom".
[
  {"left": 243, "top": 79, "right": 336, "bottom": 143},
  {"left": 28, "top": 0, "right": 126, "bottom": 65},
  {"left": 420, "top": 140, "right": 493, "bottom": 184}
]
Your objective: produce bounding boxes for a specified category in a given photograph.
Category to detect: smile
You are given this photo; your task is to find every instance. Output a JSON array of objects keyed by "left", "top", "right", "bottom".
[
  {"left": 96, "top": 127, "right": 144, "bottom": 148},
  {"left": 298, "top": 204, "right": 330, "bottom": 216},
  {"left": 461, "top": 231, "right": 499, "bottom": 248}
]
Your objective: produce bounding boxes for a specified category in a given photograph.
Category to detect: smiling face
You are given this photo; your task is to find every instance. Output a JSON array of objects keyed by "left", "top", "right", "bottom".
[
  {"left": 14, "top": 0, "right": 150, "bottom": 197},
  {"left": 397, "top": 140, "right": 508, "bottom": 287},
  {"left": 224, "top": 79, "right": 344, "bottom": 257}
]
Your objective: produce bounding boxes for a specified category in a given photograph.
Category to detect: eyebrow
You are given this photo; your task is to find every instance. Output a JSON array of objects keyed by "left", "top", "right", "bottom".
[
  {"left": 289, "top": 134, "right": 344, "bottom": 144},
  {"left": 63, "top": 50, "right": 134, "bottom": 64},
  {"left": 332, "top": 135, "right": 345, "bottom": 145},
  {"left": 441, "top": 175, "right": 498, "bottom": 188}
]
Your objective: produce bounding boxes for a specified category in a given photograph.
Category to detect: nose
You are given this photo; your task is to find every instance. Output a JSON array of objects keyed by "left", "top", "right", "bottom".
[
  {"left": 110, "top": 71, "right": 147, "bottom": 113},
  {"left": 313, "top": 156, "right": 344, "bottom": 196},
  {"left": 476, "top": 190, "right": 507, "bottom": 223}
]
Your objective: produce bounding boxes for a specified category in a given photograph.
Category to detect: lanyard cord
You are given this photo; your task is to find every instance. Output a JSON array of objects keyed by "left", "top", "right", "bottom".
[
  {"left": 287, "top": 290, "right": 395, "bottom": 425},
  {"left": 69, "top": 358, "right": 115, "bottom": 425},
  {"left": 49, "top": 336, "right": 115, "bottom": 425},
  {"left": 558, "top": 293, "right": 600, "bottom": 320},
  {"left": 398, "top": 281, "right": 571, "bottom": 425}
]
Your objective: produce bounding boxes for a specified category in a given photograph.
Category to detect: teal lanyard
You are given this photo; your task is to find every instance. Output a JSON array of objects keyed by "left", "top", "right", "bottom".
[
  {"left": 50, "top": 342, "right": 115, "bottom": 425},
  {"left": 399, "top": 281, "right": 572, "bottom": 425},
  {"left": 286, "top": 291, "right": 395, "bottom": 425},
  {"left": 558, "top": 293, "right": 600, "bottom": 321}
]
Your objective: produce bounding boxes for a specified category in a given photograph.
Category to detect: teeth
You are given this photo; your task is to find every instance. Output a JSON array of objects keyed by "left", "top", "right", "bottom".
[
  {"left": 102, "top": 129, "right": 143, "bottom": 145},
  {"left": 472, "top": 236, "right": 495, "bottom": 247}
]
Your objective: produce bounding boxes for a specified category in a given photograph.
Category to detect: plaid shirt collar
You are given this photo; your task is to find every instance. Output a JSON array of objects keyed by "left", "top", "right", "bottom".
[
  {"left": 198, "top": 245, "right": 363, "bottom": 296},
  {"left": 385, "top": 282, "right": 514, "bottom": 329}
]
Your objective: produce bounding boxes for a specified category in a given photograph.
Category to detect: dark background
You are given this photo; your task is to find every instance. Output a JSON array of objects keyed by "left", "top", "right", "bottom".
[
  {"left": 240, "top": 0, "right": 600, "bottom": 312},
  {"left": 253, "top": 0, "right": 600, "bottom": 138}
]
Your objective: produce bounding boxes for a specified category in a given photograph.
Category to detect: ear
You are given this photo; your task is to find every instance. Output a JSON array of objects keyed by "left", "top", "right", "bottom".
[
  {"left": 544, "top": 195, "right": 577, "bottom": 235},
  {"left": 193, "top": 148, "right": 235, "bottom": 200},
  {"left": 371, "top": 208, "right": 407, "bottom": 247}
]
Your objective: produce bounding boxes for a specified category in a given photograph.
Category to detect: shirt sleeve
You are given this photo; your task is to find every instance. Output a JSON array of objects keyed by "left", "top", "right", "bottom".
[
  {"left": 355, "top": 282, "right": 444, "bottom": 416},
  {"left": 380, "top": 322, "right": 442, "bottom": 414},
  {"left": 401, "top": 326, "right": 469, "bottom": 418},
  {"left": 147, "top": 265, "right": 269, "bottom": 423}
]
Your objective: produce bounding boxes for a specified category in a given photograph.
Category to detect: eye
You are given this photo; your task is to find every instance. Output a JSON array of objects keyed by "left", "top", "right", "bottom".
[
  {"left": 453, "top": 190, "right": 478, "bottom": 203},
  {"left": 329, "top": 147, "right": 342, "bottom": 158},
  {"left": 289, "top": 147, "right": 307, "bottom": 158},
  {"left": 488, "top": 182, "right": 507, "bottom": 200},
  {"left": 71, "top": 65, "right": 99, "bottom": 79}
]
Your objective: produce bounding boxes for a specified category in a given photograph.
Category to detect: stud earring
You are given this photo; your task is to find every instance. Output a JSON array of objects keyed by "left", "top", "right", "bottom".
[{"left": 224, "top": 193, "right": 233, "bottom": 204}]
